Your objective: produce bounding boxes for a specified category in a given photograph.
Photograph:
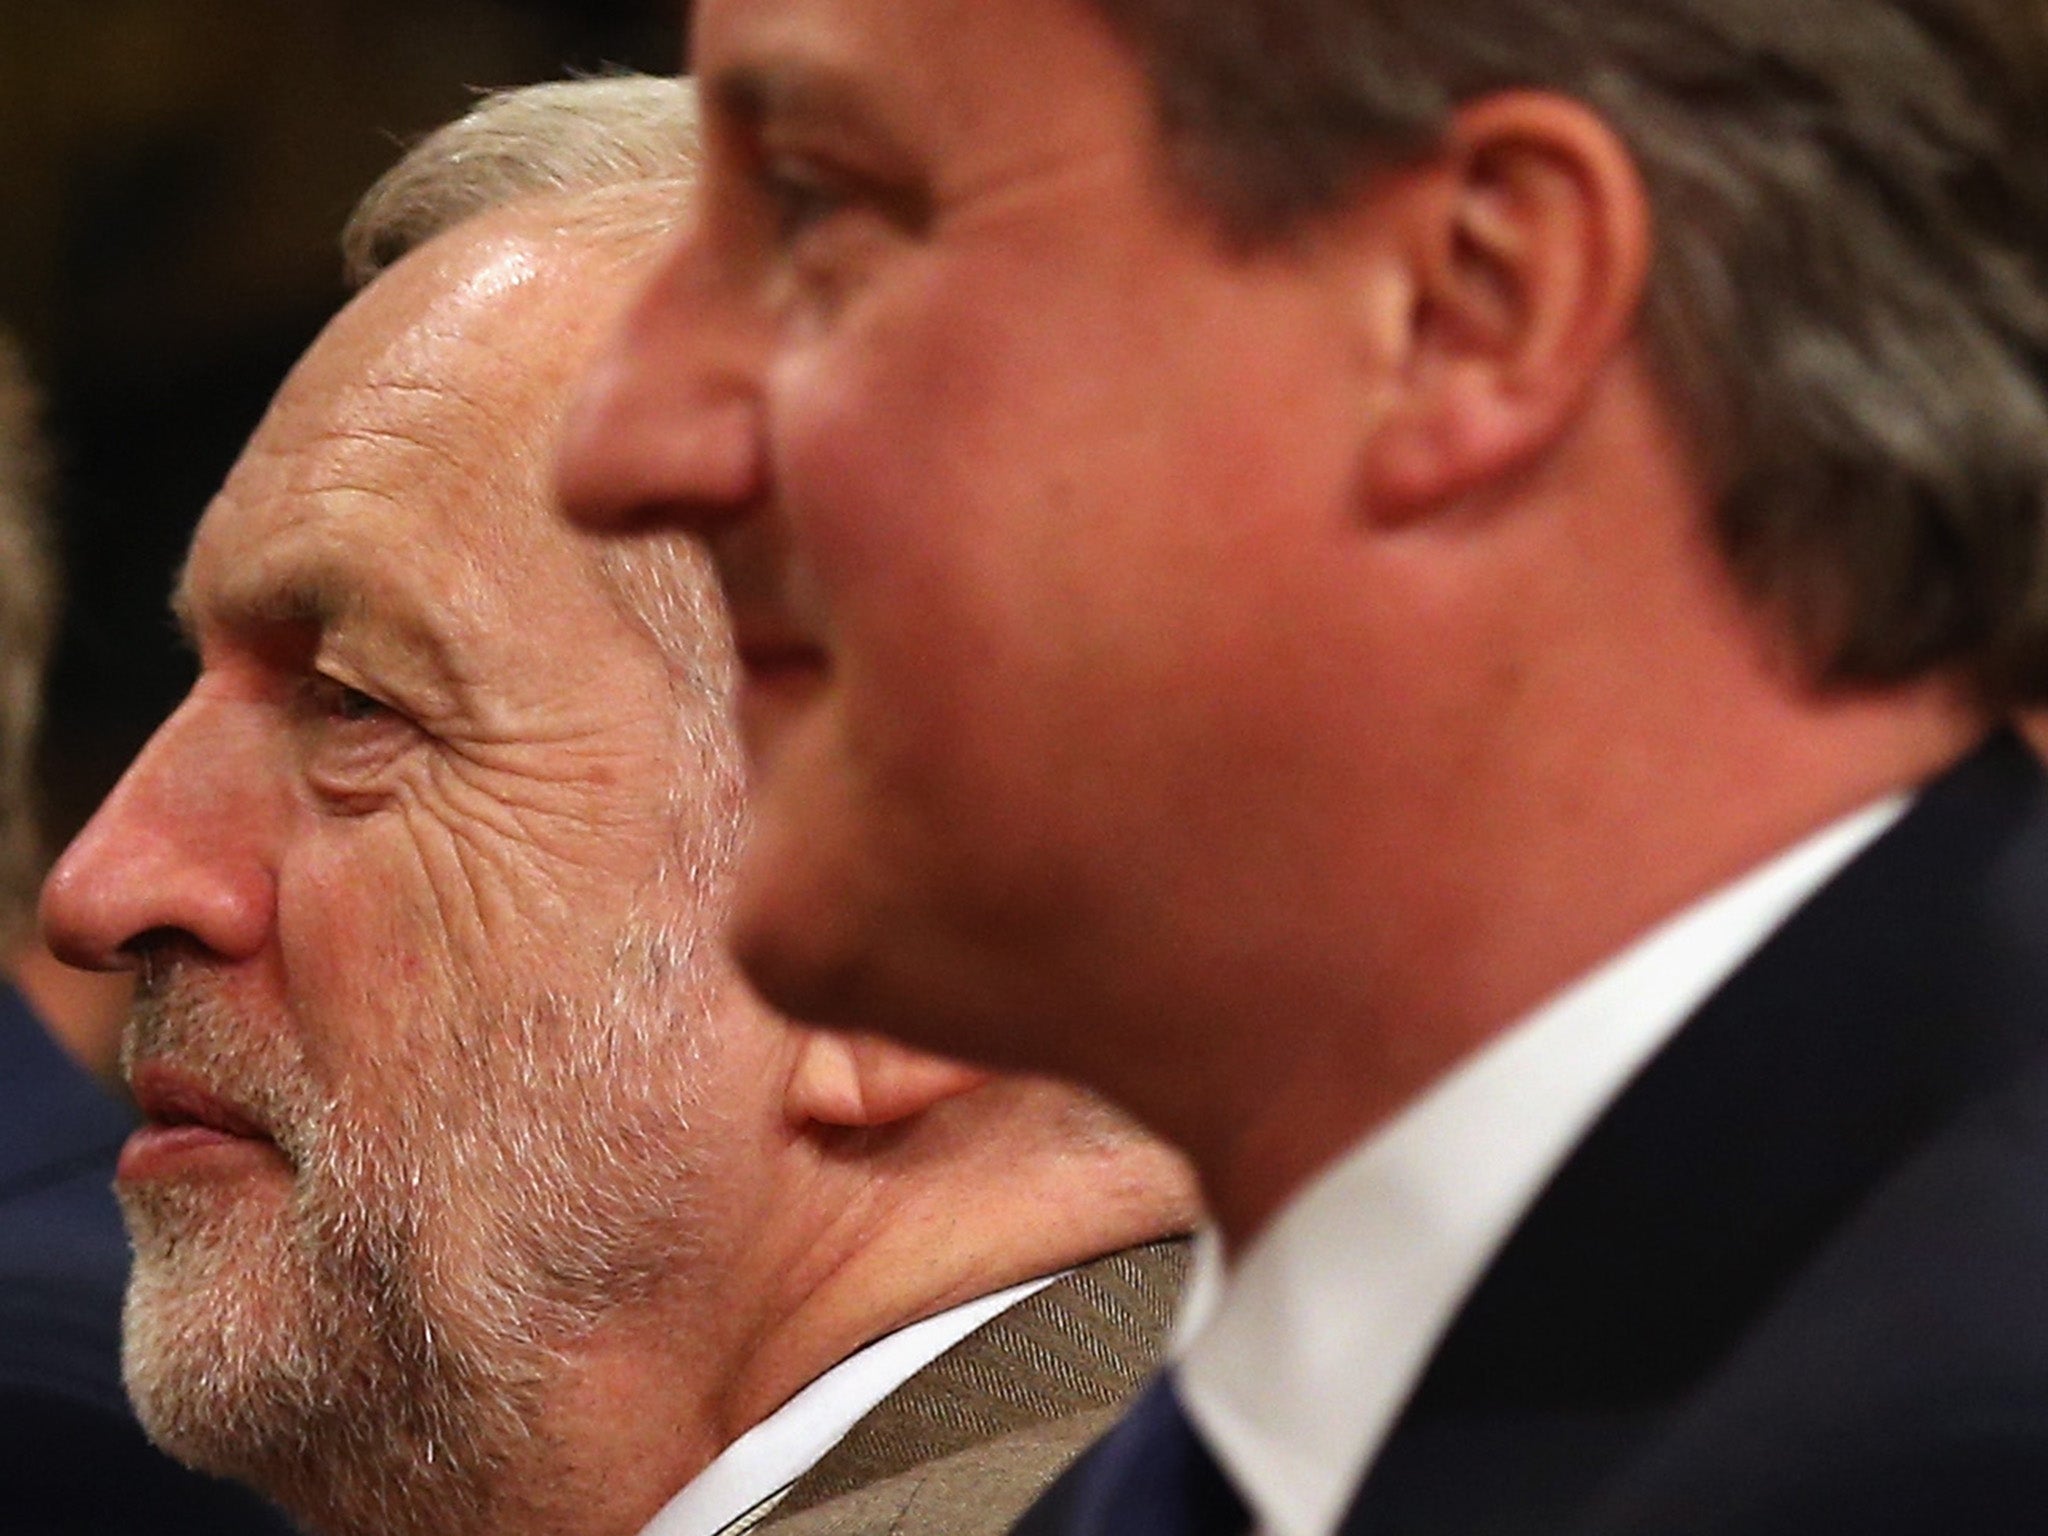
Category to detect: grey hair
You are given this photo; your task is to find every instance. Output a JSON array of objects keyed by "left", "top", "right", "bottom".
[
  {"left": 0, "top": 334, "right": 56, "bottom": 950},
  {"left": 343, "top": 73, "right": 741, "bottom": 865},
  {"left": 343, "top": 74, "right": 702, "bottom": 287},
  {"left": 1088, "top": 0, "right": 2048, "bottom": 707}
]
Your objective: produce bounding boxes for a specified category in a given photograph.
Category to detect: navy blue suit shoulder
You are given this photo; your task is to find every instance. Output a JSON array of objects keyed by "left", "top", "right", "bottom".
[
  {"left": 1015, "top": 734, "right": 2048, "bottom": 1536},
  {"left": 1348, "top": 734, "right": 2048, "bottom": 1534},
  {"left": 0, "top": 983, "right": 297, "bottom": 1534}
]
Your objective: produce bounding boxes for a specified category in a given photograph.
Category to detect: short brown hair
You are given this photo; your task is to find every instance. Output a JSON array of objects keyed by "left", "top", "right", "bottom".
[{"left": 1089, "top": 0, "right": 2048, "bottom": 706}]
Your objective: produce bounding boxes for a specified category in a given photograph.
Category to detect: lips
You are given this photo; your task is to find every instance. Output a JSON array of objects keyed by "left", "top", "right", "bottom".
[{"left": 120, "top": 1062, "right": 289, "bottom": 1182}]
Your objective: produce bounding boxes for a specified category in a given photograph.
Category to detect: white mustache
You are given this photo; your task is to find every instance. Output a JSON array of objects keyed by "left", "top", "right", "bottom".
[{"left": 124, "top": 956, "right": 328, "bottom": 1169}]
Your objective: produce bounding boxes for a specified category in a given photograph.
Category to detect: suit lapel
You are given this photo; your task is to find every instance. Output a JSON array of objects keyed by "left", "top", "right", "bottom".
[
  {"left": 1347, "top": 734, "right": 2048, "bottom": 1534},
  {"left": 776, "top": 1240, "right": 1188, "bottom": 1517}
]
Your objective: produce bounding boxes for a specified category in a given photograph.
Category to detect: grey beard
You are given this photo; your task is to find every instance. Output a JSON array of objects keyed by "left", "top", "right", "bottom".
[{"left": 119, "top": 920, "right": 721, "bottom": 1536}]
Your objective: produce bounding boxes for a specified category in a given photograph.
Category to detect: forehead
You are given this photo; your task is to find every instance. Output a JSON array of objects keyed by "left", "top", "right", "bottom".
[
  {"left": 181, "top": 211, "right": 631, "bottom": 631},
  {"left": 691, "top": 0, "right": 1162, "bottom": 161}
]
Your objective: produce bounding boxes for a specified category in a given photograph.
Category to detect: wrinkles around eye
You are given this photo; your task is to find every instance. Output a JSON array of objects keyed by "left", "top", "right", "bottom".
[
  {"left": 303, "top": 673, "right": 392, "bottom": 725},
  {"left": 297, "top": 674, "right": 416, "bottom": 809}
]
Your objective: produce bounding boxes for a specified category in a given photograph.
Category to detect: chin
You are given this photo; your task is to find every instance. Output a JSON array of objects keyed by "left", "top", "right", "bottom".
[
  {"left": 120, "top": 1193, "right": 529, "bottom": 1536},
  {"left": 120, "top": 1182, "right": 322, "bottom": 1474}
]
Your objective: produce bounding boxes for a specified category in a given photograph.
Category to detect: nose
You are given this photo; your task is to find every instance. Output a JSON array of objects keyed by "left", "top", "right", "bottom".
[
  {"left": 557, "top": 223, "right": 768, "bottom": 535},
  {"left": 40, "top": 689, "right": 279, "bottom": 971}
]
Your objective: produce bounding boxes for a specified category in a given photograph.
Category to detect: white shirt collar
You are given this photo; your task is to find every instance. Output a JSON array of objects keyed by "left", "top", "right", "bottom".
[
  {"left": 640, "top": 1273, "right": 1059, "bottom": 1536},
  {"left": 1174, "top": 792, "right": 1908, "bottom": 1536}
]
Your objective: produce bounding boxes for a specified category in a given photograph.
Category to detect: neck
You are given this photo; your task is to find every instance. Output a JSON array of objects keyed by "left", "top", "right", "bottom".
[
  {"left": 702, "top": 1094, "right": 1197, "bottom": 1446},
  {"left": 1046, "top": 359, "right": 1994, "bottom": 1252},
  {"left": 1181, "top": 692, "right": 1984, "bottom": 1254},
  {"left": 324, "top": 1095, "right": 1199, "bottom": 1536}
]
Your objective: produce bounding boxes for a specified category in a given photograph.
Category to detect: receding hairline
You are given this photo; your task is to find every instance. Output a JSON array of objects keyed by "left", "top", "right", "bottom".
[{"left": 344, "top": 73, "right": 703, "bottom": 288}]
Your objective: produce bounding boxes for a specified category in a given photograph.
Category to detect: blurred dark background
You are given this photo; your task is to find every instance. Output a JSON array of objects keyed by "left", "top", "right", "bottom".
[{"left": 0, "top": 0, "right": 685, "bottom": 854}]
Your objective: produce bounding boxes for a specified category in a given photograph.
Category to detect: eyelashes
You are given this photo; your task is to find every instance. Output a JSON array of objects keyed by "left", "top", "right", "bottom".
[
  {"left": 295, "top": 672, "right": 415, "bottom": 810},
  {"left": 299, "top": 672, "right": 394, "bottom": 726},
  {"left": 760, "top": 153, "right": 853, "bottom": 243}
]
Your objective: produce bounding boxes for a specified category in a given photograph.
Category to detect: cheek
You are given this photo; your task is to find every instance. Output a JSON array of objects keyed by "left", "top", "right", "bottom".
[
  {"left": 762, "top": 239, "right": 1367, "bottom": 867},
  {"left": 277, "top": 759, "right": 678, "bottom": 1024},
  {"left": 770, "top": 262, "right": 1140, "bottom": 695},
  {"left": 272, "top": 794, "right": 535, "bottom": 1083},
  {"left": 775, "top": 275, "right": 1276, "bottom": 728},
  {"left": 274, "top": 829, "right": 447, "bottom": 1085},
  {"left": 777, "top": 238, "right": 1330, "bottom": 614}
]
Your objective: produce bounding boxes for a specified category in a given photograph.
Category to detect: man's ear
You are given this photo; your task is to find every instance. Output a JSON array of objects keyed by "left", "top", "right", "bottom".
[
  {"left": 1350, "top": 89, "right": 1653, "bottom": 518},
  {"left": 786, "top": 1028, "right": 991, "bottom": 1129}
]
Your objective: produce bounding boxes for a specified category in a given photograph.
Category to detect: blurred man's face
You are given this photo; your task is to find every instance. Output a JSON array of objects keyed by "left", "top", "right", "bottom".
[
  {"left": 42, "top": 211, "right": 768, "bottom": 1532},
  {"left": 561, "top": 0, "right": 1368, "bottom": 1087}
]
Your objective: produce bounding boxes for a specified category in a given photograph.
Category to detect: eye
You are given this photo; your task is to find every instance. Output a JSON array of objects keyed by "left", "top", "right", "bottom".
[
  {"left": 296, "top": 672, "right": 414, "bottom": 811},
  {"left": 305, "top": 673, "right": 390, "bottom": 724},
  {"left": 760, "top": 152, "right": 851, "bottom": 243},
  {"left": 746, "top": 135, "right": 932, "bottom": 246},
  {"left": 738, "top": 149, "right": 930, "bottom": 329}
]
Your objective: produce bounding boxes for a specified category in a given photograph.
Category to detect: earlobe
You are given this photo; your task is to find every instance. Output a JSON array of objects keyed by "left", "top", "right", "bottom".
[
  {"left": 1354, "top": 90, "right": 1653, "bottom": 520},
  {"left": 786, "top": 1028, "right": 990, "bottom": 1128}
]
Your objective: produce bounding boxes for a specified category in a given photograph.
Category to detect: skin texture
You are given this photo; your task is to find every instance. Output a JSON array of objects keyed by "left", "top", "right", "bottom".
[
  {"left": 558, "top": 0, "right": 1982, "bottom": 1249},
  {"left": 40, "top": 206, "right": 781, "bottom": 1536},
  {"left": 42, "top": 193, "right": 1194, "bottom": 1536},
  {"left": 561, "top": 0, "right": 1389, "bottom": 1102}
]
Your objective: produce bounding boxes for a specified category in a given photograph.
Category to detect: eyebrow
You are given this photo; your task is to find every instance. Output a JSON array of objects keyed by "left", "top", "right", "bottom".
[
  {"left": 171, "top": 564, "right": 363, "bottom": 648},
  {"left": 710, "top": 60, "right": 833, "bottom": 127},
  {"left": 708, "top": 59, "right": 934, "bottom": 230},
  {"left": 709, "top": 57, "right": 916, "bottom": 158},
  {"left": 172, "top": 556, "right": 466, "bottom": 708}
]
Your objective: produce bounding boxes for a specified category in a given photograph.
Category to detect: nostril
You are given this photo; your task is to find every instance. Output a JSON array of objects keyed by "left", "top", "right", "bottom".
[
  {"left": 121, "top": 928, "right": 202, "bottom": 973},
  {"left": 40, "top": 848, "right": 233, "bottom": 974},
  {"left": 36, "top": 688, "right": 282, "bottom": 971}
]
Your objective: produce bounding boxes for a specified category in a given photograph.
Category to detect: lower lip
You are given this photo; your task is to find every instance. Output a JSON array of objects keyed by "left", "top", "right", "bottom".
[{"left": 117, "top": 1124, "right": 289, "bottom": 1183}]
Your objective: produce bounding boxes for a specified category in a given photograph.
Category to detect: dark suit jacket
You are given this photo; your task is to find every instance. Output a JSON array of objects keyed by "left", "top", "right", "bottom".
[
  {"left": 756, "top": 1240, "right": 1188, "bottom": 1536},
  {"left": 1023, "top": 733, "right": 2048, "bottom": 1536},
  {"left": 0, "top": 982, "right": 297, "bottom": 1534}
]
